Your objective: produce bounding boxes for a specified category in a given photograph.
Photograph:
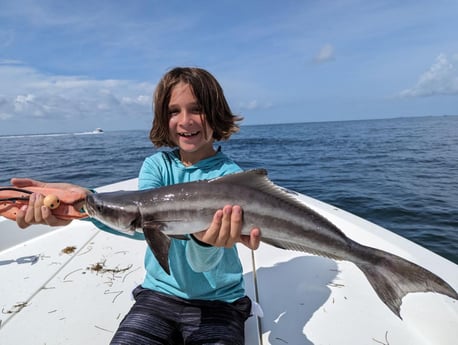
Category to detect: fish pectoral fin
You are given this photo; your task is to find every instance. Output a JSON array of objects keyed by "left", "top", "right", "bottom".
[{"left": 142, "top": 222, "right": 172, "bottom": 275}]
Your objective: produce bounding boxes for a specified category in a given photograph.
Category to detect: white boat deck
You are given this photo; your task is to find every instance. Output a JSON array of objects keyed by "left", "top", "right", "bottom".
[{"left": 1, "top": 178, "right": 457, "bottom": 344}]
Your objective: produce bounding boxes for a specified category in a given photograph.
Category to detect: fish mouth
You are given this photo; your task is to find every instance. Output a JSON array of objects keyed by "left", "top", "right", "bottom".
[
  {"left": 178, "top": 131, "right": 200, "bottom": 138},
  {"left": 82, "top": 197, "right": 95, "bottom": 216}
]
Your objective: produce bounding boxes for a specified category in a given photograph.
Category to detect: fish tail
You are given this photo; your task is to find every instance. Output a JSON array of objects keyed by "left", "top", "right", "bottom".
[{"left": 354, "top": 244, "right": 458, "bottom": 318}]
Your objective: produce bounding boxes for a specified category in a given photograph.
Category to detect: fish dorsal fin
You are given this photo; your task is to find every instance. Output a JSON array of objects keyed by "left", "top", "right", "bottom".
[
  {"left": 208, "top": 169, "right": 268, "bottom": 187},
  {"left": 208, "top": 169, "right": 302, "bottom": 206}
]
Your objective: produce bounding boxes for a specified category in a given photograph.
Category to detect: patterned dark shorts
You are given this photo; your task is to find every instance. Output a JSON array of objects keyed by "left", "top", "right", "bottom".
[{"left": 110, "top": 286, "right": 252, "bottom": 345}]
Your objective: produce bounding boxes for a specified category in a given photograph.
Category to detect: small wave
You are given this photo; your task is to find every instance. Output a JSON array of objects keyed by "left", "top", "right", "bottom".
[
  {"left": 0, "top": 133, "right": 69, "bottom": 139},
  {"left": 0, "top": 131, "right": 103, "bottom": 139}
]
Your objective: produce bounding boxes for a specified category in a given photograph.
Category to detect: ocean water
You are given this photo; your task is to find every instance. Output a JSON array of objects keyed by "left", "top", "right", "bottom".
[{"left": 1, "top": 116, "right": 457, "bottom": 264}]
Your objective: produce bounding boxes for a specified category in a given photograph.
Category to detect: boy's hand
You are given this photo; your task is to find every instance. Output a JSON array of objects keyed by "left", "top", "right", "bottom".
[
  {"left": 194, "top": 205, "right": 261, "bottom": 250},
  {"left": 10, "top": 178, "right": 89, "bottom": 229}
]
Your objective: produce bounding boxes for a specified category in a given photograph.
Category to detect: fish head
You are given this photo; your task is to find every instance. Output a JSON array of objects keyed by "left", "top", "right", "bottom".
[{"left": 84, "top": 191, "right": 141, "bottom": 233}]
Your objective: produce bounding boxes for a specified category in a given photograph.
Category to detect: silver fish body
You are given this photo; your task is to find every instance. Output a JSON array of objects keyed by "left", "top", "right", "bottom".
[{"left": 84, "top": 169, "right": 458, "bottom": 318}]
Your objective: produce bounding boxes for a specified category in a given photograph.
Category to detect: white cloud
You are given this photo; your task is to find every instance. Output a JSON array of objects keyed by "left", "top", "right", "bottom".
[
  {"left": 314, "top": 44, "right": 335, "bottom": 63},
  {"left": 400, "top": 53, "right": 458, "bottom": 97},
  {"left": 14, "top": 93, "right": 35, "bottom": 106},
  {"left": 241, "top": 100, "right": 258, "bottom": 110},
  {"left": 121, "top": 95, "right": 151, "bottom": 106},
  {"left": 237, "top": 99, "right": 273, "bottom": 111},
  {"left": 0, "top": 62, "right": 154, "bottom": 124}
]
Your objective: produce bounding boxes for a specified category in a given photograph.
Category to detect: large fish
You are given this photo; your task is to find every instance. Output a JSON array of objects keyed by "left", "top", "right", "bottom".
[{"left": 84, "top": 169, "right": 457, "bottom": 318}]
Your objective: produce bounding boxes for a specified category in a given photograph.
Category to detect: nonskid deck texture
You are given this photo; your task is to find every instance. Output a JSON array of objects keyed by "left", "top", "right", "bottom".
[{"left": 1, "top": 178, "right": 457, "bottom": 345}]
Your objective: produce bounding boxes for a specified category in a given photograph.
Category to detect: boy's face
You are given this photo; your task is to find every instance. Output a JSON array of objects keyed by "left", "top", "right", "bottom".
[{"left": 168, "top": 82, "right": 215, "bottom": 166}]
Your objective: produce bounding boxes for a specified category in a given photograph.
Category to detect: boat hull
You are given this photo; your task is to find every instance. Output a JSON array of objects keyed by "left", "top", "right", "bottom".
[{"left": 1, "top": 178, "right": 457, "bottom": 344}]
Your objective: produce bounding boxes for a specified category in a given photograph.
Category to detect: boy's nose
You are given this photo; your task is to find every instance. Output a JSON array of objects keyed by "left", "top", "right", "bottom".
[{"left": 179, "top": 111, "right": 194, "bottom": 125}]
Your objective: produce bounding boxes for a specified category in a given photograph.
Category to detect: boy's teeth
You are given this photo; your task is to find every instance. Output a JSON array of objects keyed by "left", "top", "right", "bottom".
[{"left": 180, "top": 131, "right": 198, "bottom": 137}]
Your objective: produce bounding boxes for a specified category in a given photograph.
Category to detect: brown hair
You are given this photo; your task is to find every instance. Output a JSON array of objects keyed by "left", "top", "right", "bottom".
[{"left": 149, "top": 67, "right": 243, "bottom": 147}]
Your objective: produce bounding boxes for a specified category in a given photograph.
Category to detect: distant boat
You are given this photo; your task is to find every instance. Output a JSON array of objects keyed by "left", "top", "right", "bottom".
[{"left": 92, "top": 128, "right": 104, "bottom": 133}]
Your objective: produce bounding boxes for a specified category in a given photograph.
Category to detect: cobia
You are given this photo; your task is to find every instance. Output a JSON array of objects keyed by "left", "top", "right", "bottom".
[{"left": 84, "top": 169, "right": 458, "bottom": 318}]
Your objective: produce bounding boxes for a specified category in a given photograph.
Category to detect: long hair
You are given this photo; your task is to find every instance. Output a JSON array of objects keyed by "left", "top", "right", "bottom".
[{"left": 149, "top": 67, "right": 243, "bottom": 147}]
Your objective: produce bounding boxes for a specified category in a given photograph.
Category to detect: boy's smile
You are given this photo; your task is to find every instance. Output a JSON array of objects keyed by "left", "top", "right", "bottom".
[
  {"left": 178, "top": 131, "right": 200, "bottom": 138},
  {"left": 168, "top": 82, "right": 216, "bottom": 166}
]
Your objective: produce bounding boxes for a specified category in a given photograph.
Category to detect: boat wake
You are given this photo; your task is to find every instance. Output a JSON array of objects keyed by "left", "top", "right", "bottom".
[{"left": 0, "top": 129, "right": 104, "bottom": 139}]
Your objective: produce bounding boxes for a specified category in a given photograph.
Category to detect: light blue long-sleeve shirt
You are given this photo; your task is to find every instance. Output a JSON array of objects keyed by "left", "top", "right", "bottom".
[{"left": 94, "top": 148, "right": 245, "bottom": 302}]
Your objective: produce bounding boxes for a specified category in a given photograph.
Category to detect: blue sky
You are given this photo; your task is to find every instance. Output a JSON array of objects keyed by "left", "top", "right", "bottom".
[{"left": 1, "top": 0, "right": 457, "bottom": 135}]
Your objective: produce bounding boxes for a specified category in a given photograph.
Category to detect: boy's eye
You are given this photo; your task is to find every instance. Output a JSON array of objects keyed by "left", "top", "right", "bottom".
[
  {"left": 168, "top": 109, "right": 179, "bottom": 116},
  {"left": 167, "top": 105, "right": 202, "bottom": 117}
]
